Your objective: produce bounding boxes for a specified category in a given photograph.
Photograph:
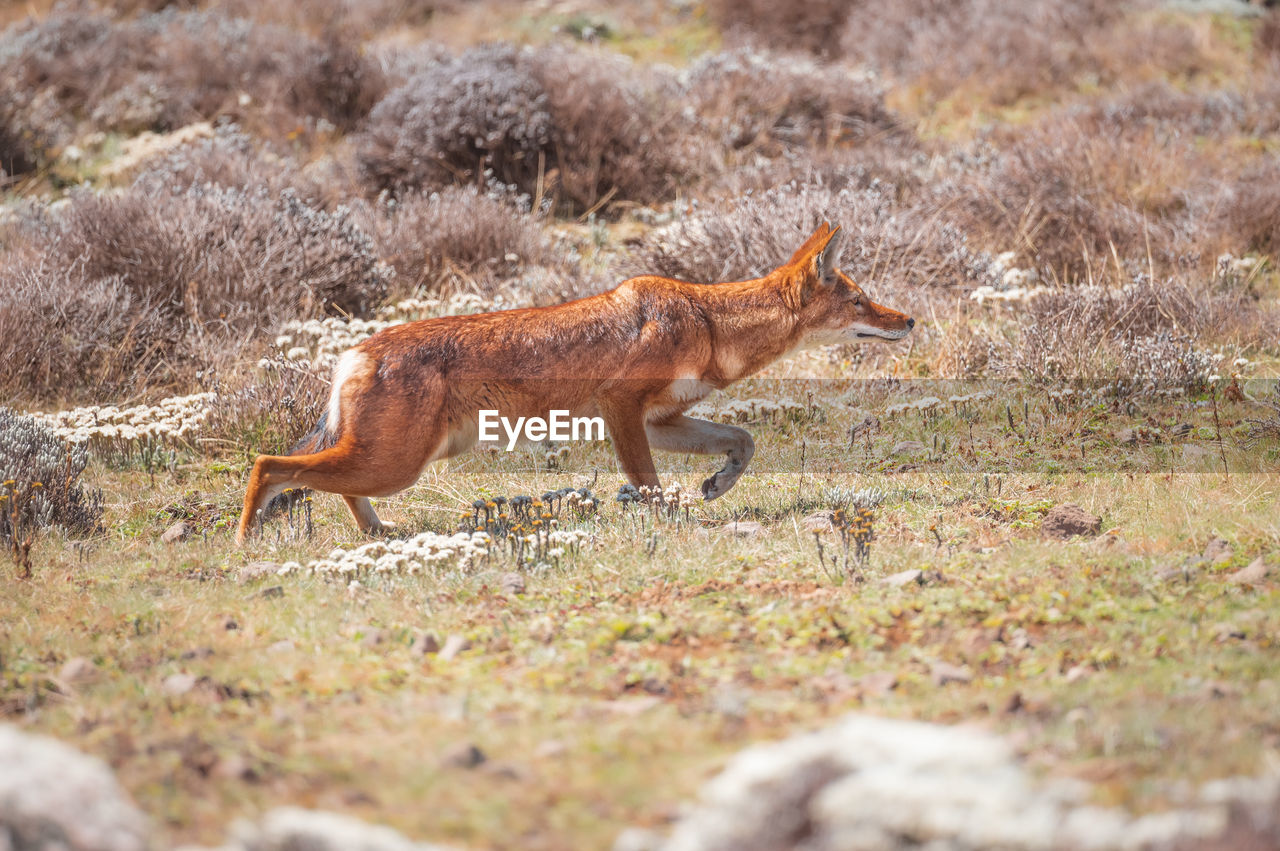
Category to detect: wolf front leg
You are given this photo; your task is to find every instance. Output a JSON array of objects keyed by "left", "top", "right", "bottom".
[
  {"left": 645, "top": 416, "right": 754, "bottom": 500},
  {"left": 599, "top": 402, "right": 662, "bottom": 492}
]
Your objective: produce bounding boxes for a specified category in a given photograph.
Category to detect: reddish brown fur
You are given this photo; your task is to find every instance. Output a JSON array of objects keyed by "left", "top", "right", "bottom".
[{"left": 236, "top": 223, "right": 913, "bottom": 543}]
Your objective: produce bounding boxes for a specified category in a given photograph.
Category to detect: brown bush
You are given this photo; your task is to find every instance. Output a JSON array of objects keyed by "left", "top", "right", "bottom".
[
  {"left": 937, "top": 116, "right": 1212, "bottom": 275},
  {"left": 838, "top": 0, "right": 1123, "bottom": 104},
  {"left": 1220, "top": 154, "right": 1280, "bottom": 257},
  {"left": 989, "top": 276, "right": 1264, "bottom": 383},
  {"left": 1074, "top": 81, "right": 1245, "bottom": 139},
  {"left": 0, "top": 176, "right": 392, "bottom": 402},
  {"left": 682, "top": 49, "right": 906, "bottom": 154},
  {"left": 0, "top": 408, "right": 102, "bottom": 574},
  {"left": 0, "top": 254, "right": 153, "bottom": 400},
  {"left": 356, "top": 43, "right": 708, "bottom": 213},
  {"left": 707, "top": 0, "right": 850, "bottom": 57},
  {"left": 356, "top": 185, "right": 568, "bottom": 294},
  {"left": 525, "top": 45, "right": 707, "bottom": 213},
  {"left": 1256, "top": 9, "right": 1280, "bottom": 58},
  {"left": 355, "top": 44, "right": 552, "bottom": 196},
  {"left": 0, "top": 5, "right": 385, "bottom": 150}
]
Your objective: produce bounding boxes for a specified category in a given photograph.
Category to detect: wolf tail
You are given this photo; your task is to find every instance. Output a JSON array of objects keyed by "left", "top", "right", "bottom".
[{"left": 286, "top": 409, "right": 339, "bottom": 456}]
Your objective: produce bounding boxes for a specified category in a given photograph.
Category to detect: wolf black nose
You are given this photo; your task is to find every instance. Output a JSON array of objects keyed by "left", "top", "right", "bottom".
[{"left": 906, "top": 317, "right": 915, "bottom": 329}]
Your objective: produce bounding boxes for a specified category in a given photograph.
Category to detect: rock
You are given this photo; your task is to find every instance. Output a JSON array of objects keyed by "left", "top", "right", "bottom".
[
  {"left": 1202, "top": 537, "right": 1234, "bottom": 565},
  {"left": 440, "top": 742, "right": 486, "bottom": 769},
  {"left": 881, "top": 569, "right": 923, "bottom": 587},
  {"left": 930, "top": 662, "right": 973, "bottom": 686},
  {"left": 889, "top": 439, "right": 927, "bottom": 457},
  {"left": 437, "top": 634, "right": 470, "bottom": 662},
  {"left": 0, "top": 725, "right": 149, "bottom": 851},
  {"left": 360, "top": 628, "right": 388, "bottom": 649},
  {"left": 721, "top": 521, "right": 765, "bottom": 537},
  {"left": 613, "top": 827, "right": 664, "bottom": 851},
  {"left": 180, "top": 646, "right": 214, "bottom": 660},
  {"left": 222, "top": 616, "right": 240, "bottom": 631},
  {"left": 236, "top": 806, "right": 458, "bottom": 850},
  {"left": 257, "top": 585, "right": 285, "bottom": 599},
  {"left": 411, "top": 632, "right": 441, "bottom": 656},
  {"left": 162, "top": 673, "right": 198, "bottom": 697},
  {"left": 1041, "top": 504, "right": 1101, "bottom": 540},
  {"left": 1115, "top": 427, "right": 1138, "bottom": 446},
  {"left": 1228, "top": 557, "right": 1269, "bottom": 585},
  {"left": 500, "top": 572, "right": 526, "bottom": 595},
  {"left": 161, "top": 521, "right": 192, "bottom": 544},
  {"left": 801, "top": 511, "right": 835, "bottom": 533},
  {"left": 642, "top": 713, "right": 1280, "bottom": 851},
  {"left": 238, "top": 561, "right": 280, "bottom": 584},
  {"left": 59, "top": 656, "right": 99, "bottom": 686}
]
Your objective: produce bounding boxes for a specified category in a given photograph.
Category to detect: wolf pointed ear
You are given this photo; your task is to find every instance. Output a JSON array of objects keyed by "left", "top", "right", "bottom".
[
  {"left": 786, "top": 222, "right": 833, "bottom": 267},
  {"left": 813, "top": 225, "right": 844, "bottom": 284}
]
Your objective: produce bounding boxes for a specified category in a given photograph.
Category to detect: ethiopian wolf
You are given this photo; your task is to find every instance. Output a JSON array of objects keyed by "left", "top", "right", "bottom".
[{"left": 237, "top": 223, "right": 913, "bottom": 543}]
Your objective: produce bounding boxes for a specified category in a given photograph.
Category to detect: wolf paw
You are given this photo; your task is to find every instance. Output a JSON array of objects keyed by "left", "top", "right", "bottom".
[{"left": 701, "top": 474, "right": 724, "bottom": 501}]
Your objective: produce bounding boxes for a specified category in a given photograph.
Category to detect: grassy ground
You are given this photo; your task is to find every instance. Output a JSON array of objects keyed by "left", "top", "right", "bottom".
[{"left": 4, "top": 371, "right": 1278, "bottom": 849}]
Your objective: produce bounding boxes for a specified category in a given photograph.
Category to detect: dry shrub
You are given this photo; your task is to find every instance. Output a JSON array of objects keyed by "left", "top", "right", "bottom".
[
  {"left": 356, "top": 43, "right": 706, "bottom": 213},
  {"left": 357, "top": 185, "right": 568, "bottom": 293},
  {"left": 933, "top": 322, "right": 998, "bottom": 379},
  {"left": 105, "top": 11, "right": 385, "bottom": 134},
  {"left": 0, "top": 256, "right": 149, "bottom": 401},
  {"left": 0, "top": 4, "right": 385, "bottom": 152},
  {"left": 839, "top": 0, "right": 1122, "bottom": 103},
  {"left": 0, "top": 95, "right": 43, "bottom": 178},
  {"left": 682, "top": 49, "right": 905, "bottom": 154},
  {"left": 1076, "top": 81, "right": 1246, "bottom": 139},
  {"left": 707, "top": 0, "right": 850, "bottom": 57},
  {"left": 203, "top": 358, "right": 327, "bottom": 457},
  {"left": 524, "top": 45, "right": 706, "bottom": 213},
  {"left": 624, "top": 181, "right": 985, "bottom": 308},
  {"left": 0, "top": 408, "right": 102, "bottom": 574},
  {"left": 0, "top": 7, "right": 102, "bottom": 173},
  {"left": 993, "top": 277, "right": 1260, "bottom": 383},
  {"left": 1219, "top": 154, "right": 1280, "bottom": 257},
  {"left": 0, "top": 175, "right": 391, "bottom": 402},
  {"left": 939, "top": 116, "right": 1212, "bottom": 275},
  {"left": 213, "top": 0, "right": 452, "bottom": 34},
  {"left": 356, "top": 44, "right": 551, "bottom": 196},
  {"left": 1256, "top": 9, "right": 1280, "bottom": 58}
]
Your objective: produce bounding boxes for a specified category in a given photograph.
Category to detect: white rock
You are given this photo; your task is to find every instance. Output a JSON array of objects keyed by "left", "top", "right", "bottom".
[{"left": 0, "top": 725, "right": 149, "bottom": 851}]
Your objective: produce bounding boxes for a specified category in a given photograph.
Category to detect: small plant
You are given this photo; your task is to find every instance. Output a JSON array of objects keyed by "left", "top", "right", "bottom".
[
  {"left": 0, "top": 408, "right": 102, "bottom": 578},
  {"left": 814, "top": 505, "right": 877, "bottom": 583}
]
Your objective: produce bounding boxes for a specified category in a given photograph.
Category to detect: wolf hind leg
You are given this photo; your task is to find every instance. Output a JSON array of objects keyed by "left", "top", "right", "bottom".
[{"left": 342, "top": 495, "right": 396, "bottom": 535}]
